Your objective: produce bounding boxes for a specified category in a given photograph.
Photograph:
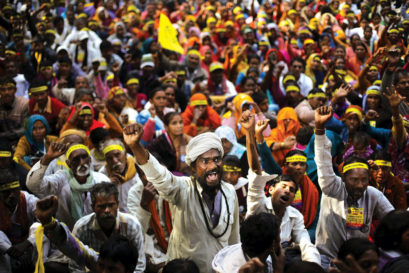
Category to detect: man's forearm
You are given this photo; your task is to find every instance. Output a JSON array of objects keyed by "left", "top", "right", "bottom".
[
  {"left": 130, "top": 143, "right": 150, "bottom": 165},
  {"left": 246, "top": 131, "right": 261, "bottom": 174}
]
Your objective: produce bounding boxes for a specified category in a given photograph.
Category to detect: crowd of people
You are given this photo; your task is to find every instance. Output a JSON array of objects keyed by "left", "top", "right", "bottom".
[{"left": 1, "top": 0, "right": 409, "bottom": 272}]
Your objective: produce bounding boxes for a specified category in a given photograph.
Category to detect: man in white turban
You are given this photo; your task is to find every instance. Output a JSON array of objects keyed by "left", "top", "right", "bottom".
[{"left": 123, "top": 124, "right": 240, "bottom": 273}]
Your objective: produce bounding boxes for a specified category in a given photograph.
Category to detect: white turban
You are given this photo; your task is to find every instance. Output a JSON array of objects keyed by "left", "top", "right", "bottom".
[{"left": 185, "top": 133, "right": 224, "bottom": 166}]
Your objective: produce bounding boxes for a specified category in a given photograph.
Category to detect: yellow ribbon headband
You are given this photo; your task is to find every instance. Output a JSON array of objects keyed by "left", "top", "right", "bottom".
[
  {"left": 223, "top": 165, "right": 242, "bottom": 172},
  {"left": 103, "top": 144, "right": 124, "bottom": 155},
  {"left": 345, "top": 108, "right": 363, "bottom": 121},
  {"left": 343, "top": 162, "right": 368, "bottom": 173},
  {"left": 307, "top": 93, "right": 326, "bottom": 99},
  {"left": 286, "top": 155, "right": 307, "bottom": 163},
  {"left": 374, "top": 160, "right": 392, "bottom": 167},
  {"left": 366, "top": 89, "right": 380, "bottom": 96},
  {"left": 66, "top": 144, "right": 91, "bottom": 159},
  {"left": 191, "top": 100, "right": 208, "bottom": 106},
  {"left": 79, "top": 108, "right": 92, "bottom": 116},
  {"left": 0, "top": 181, "right": 20, "bottom": 191},
  {"left": 126, "top": 78, "right": 139, "bottom": 85},
  {"left": 30, "top": 85, "right": 48, "bottom": 93},
  {"left": 286, "top": 85, "right": 300, "bottom": 93},
  {"left": 283, "top": 75, "right": 296, "bottom": 83},
  {"left": 0, "top": 151, "right": 12, "bottom": 157}
]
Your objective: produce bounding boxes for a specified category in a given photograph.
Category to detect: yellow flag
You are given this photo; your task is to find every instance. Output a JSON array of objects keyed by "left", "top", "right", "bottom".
[{"left": 158, "top": 13, "right": 184, "bottom": 55}]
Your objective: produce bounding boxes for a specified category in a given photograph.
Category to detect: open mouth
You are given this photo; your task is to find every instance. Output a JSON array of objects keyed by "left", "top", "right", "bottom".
[
  {"left": 280, "top": 195, "right": 289, "bottom": 204},
  {"left": 206, "top": 170, "right": 219, "bottom": 183}
]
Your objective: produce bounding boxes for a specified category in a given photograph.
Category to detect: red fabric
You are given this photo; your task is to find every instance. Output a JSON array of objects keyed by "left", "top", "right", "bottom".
[
  {"left": 181, "top": 105, "right": 221, "bottom": 136},
  {"left": 29, "top": 97, "right": 66, "bottom": 127},
  {"left": 0, "top": 192, "right": 28, "bottom": 244},
  {"left": 149, "top": 200, "right": 172, "bottom": 252},
  {"left": 65, "top": 102, "right": 105, "bottom": 136}
]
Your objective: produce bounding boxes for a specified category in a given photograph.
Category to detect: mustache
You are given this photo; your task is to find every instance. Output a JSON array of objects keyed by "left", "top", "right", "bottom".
[
  {"left": 76, "top": 164, "right": 90, "bottom": 176},
  {"left": 112, "top": 162, "right": 123, "bottom": 170}
]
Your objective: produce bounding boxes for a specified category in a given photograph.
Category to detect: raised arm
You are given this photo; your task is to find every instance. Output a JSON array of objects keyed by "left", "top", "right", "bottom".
[
  {"left": 255, "top": 120, "right": 282, "bottom": 175},
  {"left": 241, "top": 110, "right": 261, "bottom": 174},
  {"left": 314, "top": 106, "right": 344, "bottom": 197},
  {"left": 385, "top": 86, "right": 408, "bottom": 148}
]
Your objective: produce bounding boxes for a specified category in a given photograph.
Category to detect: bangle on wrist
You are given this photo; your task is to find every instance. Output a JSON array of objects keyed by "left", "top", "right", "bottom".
[
  {"left": 43, "top": 217, "right": 56, "bottom": 229},
  {"left": 315, "top": 128, "right": 325, "bottom": 134},
  {"left": 280, "top": 142, "right": 285, "bottom": 149}
]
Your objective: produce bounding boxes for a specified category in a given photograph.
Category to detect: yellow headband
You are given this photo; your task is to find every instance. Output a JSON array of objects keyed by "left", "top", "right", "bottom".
[
  {"left": 369, "top": 66, "right": 378, "bottom": 71},
  {"left": 286, "top": 155, "right": 307, "bottom": 163},
  {"left": 187, "top": 50, "right": 202, "bottom": 58},
  {"left": 30, "top": 85, "right": 48, "bottom": 93},
  {"left": 191, "top": 100, "right": 208, "bottom": 106},
  {"left": 343, "top": 162, "right": 368, "bottom": 173},
  {"left": 0, "top": 151, "right": 11, "bottom": 157},
  {"left": 5, "top": 50, "right": 16, "bottom": 55},
  {"left": 40, "top": 66, "right": 53, "bottom": 71},
  {"left": 283, "top": 75, "right": 296, "bottom": 83},
  {"left": 103, "top": 144, "right": 124, "bottom": 155},
  {"left": 298, "top": 29, "right": 310, "bottom": 35},
  {"left": 79, "top": 108, "right": 92, "bottom": 116},
  {"left": 345, "top": 108, "right": 363, "bottom": 120},
  {"left": 286, "top": 85, "right": 300, "bottom": 93},
  {"left": 288, "top": 9, "right": 297, "bottom": 15},
  {"left": 126, "top": 78, "right": 139, "bottom": 85},
  {"left": 374, "top": 160, "right": 392, "bottom": 167},
  {"left": 0, "top": 181, "right": 20, "bottom": 191},
  {"left": 388, "top": 29, "right": 399, "bottom": 34},
  {"left": 403, "top": 119, "right": 409, "bottom": 128},
  {"left": 373, "top": 80, "right": 382, "bottom": 86},
  {"left": 176, "top": 70, "right": 186, "bottom": 75},
  {"left": 66, "top": 144, "right": 90, "bottom": 159},
  {"left": 307, "top": 93, "right": 326, "bottom": 99},
  {"left": 366, "top": 89, "right": 380, "bottom": 96},
  {"left": 223, "top": 165, "right": 242, "bottom": 172},
  {"left": 335, "top": 69, "right": 347, "bottom": 76}
]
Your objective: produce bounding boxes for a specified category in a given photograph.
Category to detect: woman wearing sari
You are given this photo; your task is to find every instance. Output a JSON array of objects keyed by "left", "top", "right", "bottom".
[
  {"left": 305, "top": 53, "right": 325, "bottom": 88},
  {"left": 265, "top": 107, "right": 301, "bottom": 166},
  {"left": 14, "top": 115, "right": 58, "bottom": 170}
]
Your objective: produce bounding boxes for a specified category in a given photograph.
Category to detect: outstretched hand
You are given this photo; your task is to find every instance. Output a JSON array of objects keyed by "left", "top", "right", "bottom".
[
  {"left": 42, "top": 142, "right": 69, "bottom": 165},
  {"left": 385, "top": 86, "right": 405, "bottom": 109},
  {"left": 123, "top": 123, "right": 144, "bottom": 149},
  {"left": 330, "top": 255, "right": 377, "bottom": 273},
  {"left": 240, "top": 110, "right": 256, "bottom": 132},
  {"left": 315, "top": 106, "right": 333, "bottom": 130},
  {"left": 36, "top": 195, "right": 58, "bottom": 227}
]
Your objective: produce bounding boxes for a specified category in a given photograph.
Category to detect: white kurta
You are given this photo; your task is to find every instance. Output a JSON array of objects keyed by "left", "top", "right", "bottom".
[
  {"left": 27, "top": 161, "right": 109, "bottom": 229},
  {"left": 138, "top": 154, "right": 240, "bottom": 273}
]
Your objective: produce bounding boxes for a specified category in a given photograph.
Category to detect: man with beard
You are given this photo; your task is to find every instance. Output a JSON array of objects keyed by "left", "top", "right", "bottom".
[
  {"left": 99, "top": 139, "right": 143, "bottom": 213},
  {"left": 122, "top": 123, "right": 239, "bottom": 273},
  {"left": 70, "top": 182, "right": 145, "bottom": 273},
  {"left": 314, "top": 106, "right": 394, "bottom": 270},
  {"left": 241, "top": 111, "right": 321, "bottom": 267},
  {"left": 0, "top": 77, "right": 29, "bottom": 144},
  {"left": 26, "top": 142, "right": 109, "bottom": 229}
]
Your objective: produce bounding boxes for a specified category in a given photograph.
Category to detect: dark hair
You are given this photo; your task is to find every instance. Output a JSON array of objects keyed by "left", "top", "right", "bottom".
[
  {"left": 290, "top": 56, "right": 306, "bottom": 68},
  {"left": 352, "top": 131, "right": 370, "bottom": 148},
  {"left": 393, "top": 69, "right": 409, "bottom": 85},
  {"left": 335, "top": 44, "right": 346, "bottom": 53},
  {"left": 240, "top": 76, "right": 256, "bottom": 86},
  {"left": 30, "top": 78, "right": 49, "bottom": 91},
  {"left": 251, "top": 91, "right": 267, "bottom": 105},
  {"left": 223, "top": 155, "right": 241, "bottom": 168},
  {"left": 0, "top": 169, "right": 19, "bottom": 185},
  {"left": 266, "top": 174, "right": 298, "bottom": 195},
  {"left": 75, "top": 88, "right": 95, "bottom": 102},
  {"left": 91, "top": 182, "right": 119, "bottom": 207},
  {"left": 39, "top": 59, "right": 54, "bottom": 68},
  {"left": 382, "top": 256, "right": 409, "bottom": 273},
  {"left": 338, "top": 238, "right": 379, "bottom": 261},
  {"left": 371, "top": 149, "right": 391, "bottom": 162},
  {"left": 58, "top": 55, "right": 72, "bottom": 65},
  {"left": 296, "top": 127, "right": 314, "bottom": 146},
  {"left": 364, "top": 25, "right": 372, "bottom": 32},
  {"left": 343, "top": 156, "right": 369, "bottom": 176},
  {"left": 308, "top": 88, "right": 325, "bottom": 96},
  {"left": 247, "top": 54, "right": 260, "bottom": 63},
  {"left": 0, "top": 76, "right": 16, "bottom": 86},
  {"left": 163, "top": 111, "right": 181, "bottom": 126},
  {"left": 374, "top": 210, "right": 409, "bottom": 251},
  {"left": 148, "top": 87, "right": 164, "bottom": 100},
  {"left": 353, "top": 41, "right": 368, "bottom": 52},
  {"left": 162, "top": 259, "right": 200, "bottom": 273},
  {"left": 89, "top": 127, "right": 110, "bottom": 147},
  {"left": 247, "top": 67, "right": 260, "bottom": 77},
  {"left": 285, "top": 149, "right": 307, "bottom": 160},
  {"left": 162, "top": 84, "right": 177, "bottom": 93},
  {"left": 240, "top": 212, "right": 280, "bottom": 257},
  {"left": 286, "top": 261, "right": 326, "bottom": 273},
  {"left": 0, "top": 137, "right": 12, "bottom": 153},
  {"left": 53, "top": 16, "right": 64, "bottom": 26},
  {"left": 100, "top": 40, "right": 113, "bottom": 51},
  {"left": 99, "top": 235, "right": 139, "bottom": 272}
]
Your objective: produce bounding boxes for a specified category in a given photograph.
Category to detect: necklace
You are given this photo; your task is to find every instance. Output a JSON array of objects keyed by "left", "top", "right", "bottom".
[{"left": 193, "top": 178, "right": 231, "bottom": 239}]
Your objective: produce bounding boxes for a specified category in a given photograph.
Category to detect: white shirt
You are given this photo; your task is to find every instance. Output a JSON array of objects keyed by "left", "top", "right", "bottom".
[
  {"left": 246, "top": 169, "right": 321, "bottom": 265},
  {"left": 138, "top": 153, "right": 240, "bottom": 273},
  {"left": 279, "top": 73, "right": 313, "bottom": 97}
]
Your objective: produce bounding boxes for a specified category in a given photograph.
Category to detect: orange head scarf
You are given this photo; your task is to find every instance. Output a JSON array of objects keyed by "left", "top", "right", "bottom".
[{"left": 232, "top": 94, "right": 255, "bottom": 138}]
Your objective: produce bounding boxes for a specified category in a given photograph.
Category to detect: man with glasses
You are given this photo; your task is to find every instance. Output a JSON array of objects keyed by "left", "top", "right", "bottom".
[
  {"left": 279, "top": 57, "right": 313, "bottom": 97},
  {"left": 0, "top": 76, "right": 29, "bottom": 145},
  {"left": 122, "top": 123, "right": 240, "bottom": 273}
]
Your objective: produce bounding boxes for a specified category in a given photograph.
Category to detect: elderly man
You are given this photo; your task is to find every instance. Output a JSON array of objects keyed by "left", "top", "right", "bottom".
[
  {"left": 314, "top": 106, "right": 394, "bottom": 270},
  {"left": 27, "top": 142, "right": 109, "bottom": 229},
  {"left": 123, "top": 123, "right": 240, "bottom": 273},
  {"left": 0, "top": 169, "right": 38, "bottom": 273},
  {"left": 99, "top": 139, "right": 143, "bottom": 213},
  {"left": 70, "top": 183, "right": 145, "bottom": 273}
]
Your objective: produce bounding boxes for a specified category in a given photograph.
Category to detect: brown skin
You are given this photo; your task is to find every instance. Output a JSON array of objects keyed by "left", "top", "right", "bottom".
[
  {"left": 77, "top": 113, "right": 93, "bottom": 131},
  {"left": 290, "top": 60, "right": 304, "bottom": 79},
  {"left": 395, "top": 74, "right": 409, "bottom": 102},
  {"left": 166, "top": 114, "right": 184, "bottom": 138},
  {"left": 150, "top": 90, "right": 167, "bottom": 116},
  {"left": 0, "top": 84, "right": 17, "bottom": 106},
  {"left": 31, "top": 91, "right": 49, "bottom": 109},
  {"left": 308, "top": 95, "right": 327, "bottom": 110},
  {"left": 32, "top": 120, "right": 47, "bottom": 143},
  {"left": 105, "top": 149, "right": 127, "bottom": 184},
  {"left": 222, "top": 169, "right": 240, "bottom": 185},
  {"left": 93, "top": 194, "right": 118, "bottom": 237},
  {"left": 331, "top": 252, "right": 378, "bottom": 273},
  {"left": 285, "top": 161, "right": 306, "bottom": 185},
  {"left": 366, "top": 94, "right": 381, "bottom": 110},
  {"left": 221, "top": 138, "right": 233, "bottom": 155},
  {"left": 66, "top": 149, "right": 92, "bottom": 184}
]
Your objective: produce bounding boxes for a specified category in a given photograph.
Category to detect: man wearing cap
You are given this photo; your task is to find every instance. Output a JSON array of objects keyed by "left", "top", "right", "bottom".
[
  {"left": 29, "top": 79, "right": 66, "bottom": 133},
  {"left": 138, "top": 53, "right": 161, "bottom": 94},
  {"left": 99, "top": 139, "right": 143, "bottom": 213},
  {"left": 0, "top": 169, "right": 38, "bottom": 273},
  {"left": 314, "top": 106, "right": 393, "bottom": 270},
  {"left": 207, "top": 62, "right": 237, "bottom": 96},
  {"left": 122, "top": 123, "right": 239, "bottom": 273},
  {"left": 27, "top": 142, "right": 109, "bottom": 229},
  {"left": 0, "top": 76, "right": 29, "bottom": 144}
]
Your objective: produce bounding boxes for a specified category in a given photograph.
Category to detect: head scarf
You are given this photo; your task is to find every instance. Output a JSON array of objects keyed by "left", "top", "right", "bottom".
[
  {"left": 185, "top": 132, "right": 223, "bottom": 166},
  {"left": 108, "top": 86, "right": 126, "bottom": 101},
  {"left": 232, "top": 94, "right": 255, "bottom": 138},
  {"left": 142, "top": 38, "right": 154, "bottom": 54},
  {"left": 343, "top": 105, "right": 364, "bottom": 125},
  {"left": 305, "top": 53, "right": 321, "bottom": 85},
  {"left": 65, "top": 103, "right": 105, "bottom": 136},
  {"left": 215, "top": 126, "right": 246, "bottom": 159},
  {"left": 24, "top": 114, "right": 50, "bottom": 152}
]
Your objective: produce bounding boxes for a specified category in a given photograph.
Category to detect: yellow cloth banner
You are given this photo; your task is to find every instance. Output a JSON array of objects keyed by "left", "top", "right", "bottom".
[
  {"left": 158, "top": 13, "right": 184, "bottom": 55},
  {"left": 34, "top": 226, "right": 45, "bottom": 273}
]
